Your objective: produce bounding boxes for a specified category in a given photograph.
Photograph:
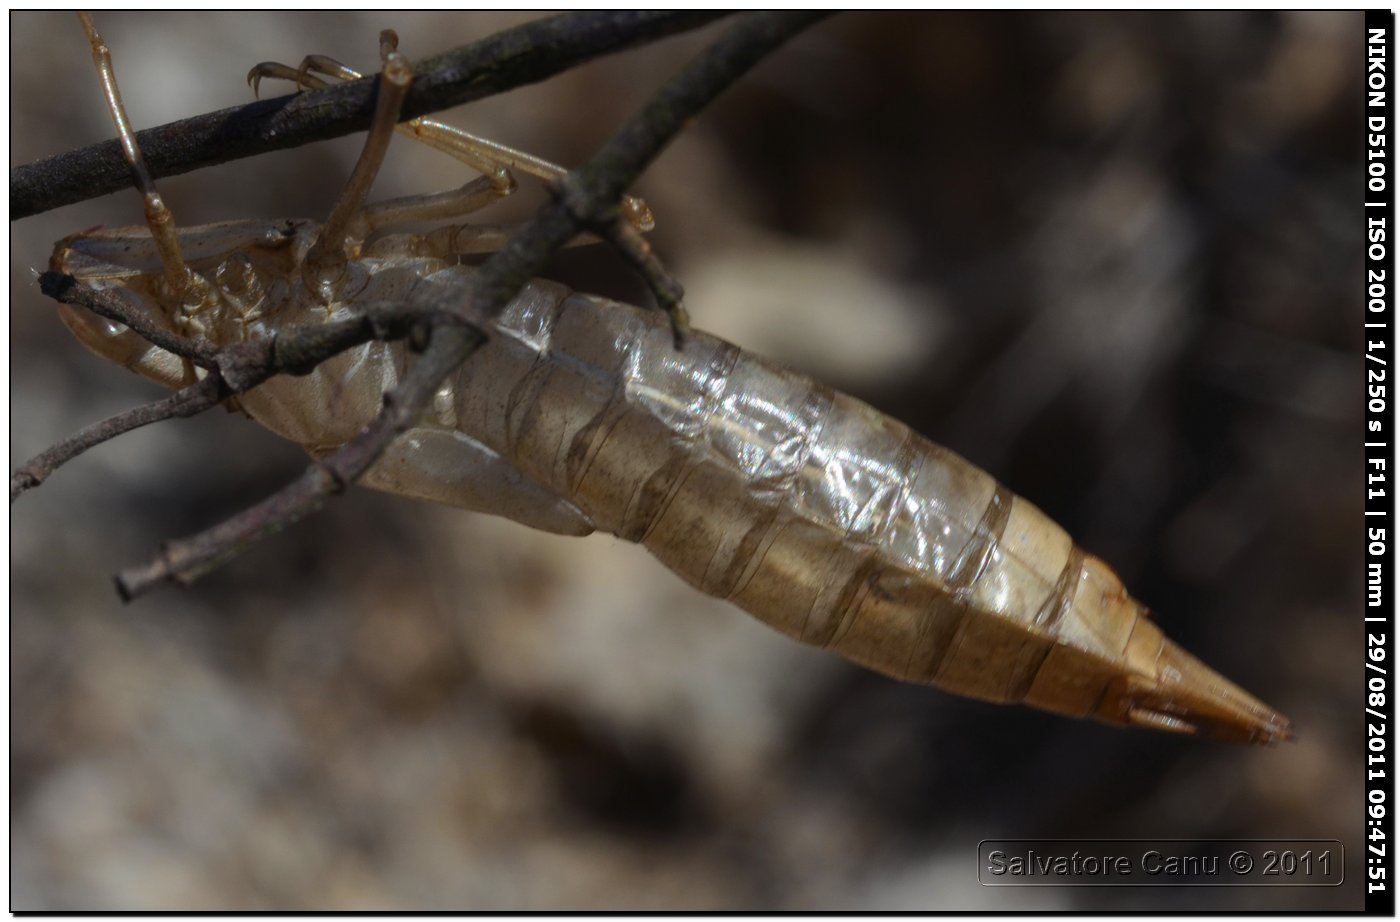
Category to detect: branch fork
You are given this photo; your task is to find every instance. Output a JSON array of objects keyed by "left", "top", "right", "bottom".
[{"left": 14, "top": 12, "right": 829, "bottom": 598}]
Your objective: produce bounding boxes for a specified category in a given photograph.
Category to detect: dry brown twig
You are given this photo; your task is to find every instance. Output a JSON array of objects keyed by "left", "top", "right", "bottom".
[
  {"left": 11, "top": 12, "right": 730, "bottom": 220},
  {"left": 12, "top": 11, "right": 830, "bottom": 599}
]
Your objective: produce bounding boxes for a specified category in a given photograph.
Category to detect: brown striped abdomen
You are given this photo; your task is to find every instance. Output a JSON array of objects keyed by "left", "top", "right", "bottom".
[{"left": 450, "top": 281, "right": 1290, "bottom": 744}]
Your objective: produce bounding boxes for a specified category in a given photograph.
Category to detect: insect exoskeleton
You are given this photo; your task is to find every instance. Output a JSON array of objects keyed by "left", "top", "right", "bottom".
[{"left": 47, "top": 13, "right": 1291, "bottom": 744}]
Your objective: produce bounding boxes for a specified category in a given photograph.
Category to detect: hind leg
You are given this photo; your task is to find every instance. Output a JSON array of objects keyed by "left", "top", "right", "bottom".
[
  {"left": 250, "top": 35, "right": 681, "bottom": 338},
  {"left": 296, "top": 31, "right": 415, "bottom": 298},
  {"left": 77, "top": 13, "right": 201, "bottom": 304},
  {"left": 249, "top": 48, "right": 653, "bottom": 232}
]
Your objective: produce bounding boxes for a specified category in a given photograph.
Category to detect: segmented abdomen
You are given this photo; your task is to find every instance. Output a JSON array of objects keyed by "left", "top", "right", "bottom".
[
  {"left": 445, "top": 277, "right": 1175, "bottom": 726},
  {"left": 69, "top": 248, "right": 1287, "bottom": 741}
]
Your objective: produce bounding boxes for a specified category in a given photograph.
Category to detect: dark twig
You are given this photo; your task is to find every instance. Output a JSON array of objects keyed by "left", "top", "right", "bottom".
[
  {"left": 15, "top": 277, "right": 465, "bottom": 506},
  {"left": 583, "top": 211, "right": 690, "bottom": 348},
  {"left": 115, "top": 310, "right": 487, "bottom": 599},
  {"left": 463, "top": 10, "right": 833, "bottom": 329},
  {"left": 10, "top": 376, "right": 227, "bottom": 503},
  {"left": 39, "top": 272, "right": 220, "bottom": 370},
  {"left": 72, "top": 11, "right": 829, "bottom": 599},
  {"left": 115, "top": 321, "right": 485, "bottom": 600},
  {"left": 12, "top": 12, "right": 727, "bottom": 220}
]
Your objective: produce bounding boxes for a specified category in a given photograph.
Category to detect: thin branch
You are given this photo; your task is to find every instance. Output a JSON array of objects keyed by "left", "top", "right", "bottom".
[
  {"left": 115, "top": 318, "right": 484, "bottom": 600},
  {"left": 466, "top": 10, "right": 834, "bottom": 326},
  {"left": 12, "top": 11, "right": 728, "bottom": 220},
  {"left": 14, "top": 280, "right": 464, "bottom": 506},
  {"left": 10, "top": 376, "right": 228, "bottom": 502},
  {"left": 584, "top": 215, "right": 689, "bottom": 348},
  {"left": 38, "top": 273, "right": 221, "bottom": 370},
  {"left": 79, "top": 11, "right": 829, "bottom": 599}
]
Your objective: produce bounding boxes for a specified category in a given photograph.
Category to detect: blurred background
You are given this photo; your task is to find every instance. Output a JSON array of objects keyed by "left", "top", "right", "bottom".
[{"left": 11, "top": 11, "right": 1362, "bottom": 910}]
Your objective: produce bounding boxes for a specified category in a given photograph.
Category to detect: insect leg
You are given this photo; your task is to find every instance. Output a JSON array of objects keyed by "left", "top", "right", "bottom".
[
  {"left": 76, "top": 13, "right": 197, "bottom": 303},
  {"left": 253, "top": 33, "right": 676, "bottom": 333},
  {"left": 395, "top": 113, "right": 654, "bottom": 233},
  {"left": 249, "top": 56, "right": 513, "bottom": 194},
  {"left": 358, "top": 177, "right": 507, "bottom": 233},
  {"left": 252, "top": 52, "right": 621, "bottom": 254},
  {"left": 249, "top": 49, "right": 653, "bottom": 232},
  {"left": 300, "top": 32, "right": 413, "bottom": 296},
  {"left": 363, "top": 221, "right": 612, "bottom": 261}
]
